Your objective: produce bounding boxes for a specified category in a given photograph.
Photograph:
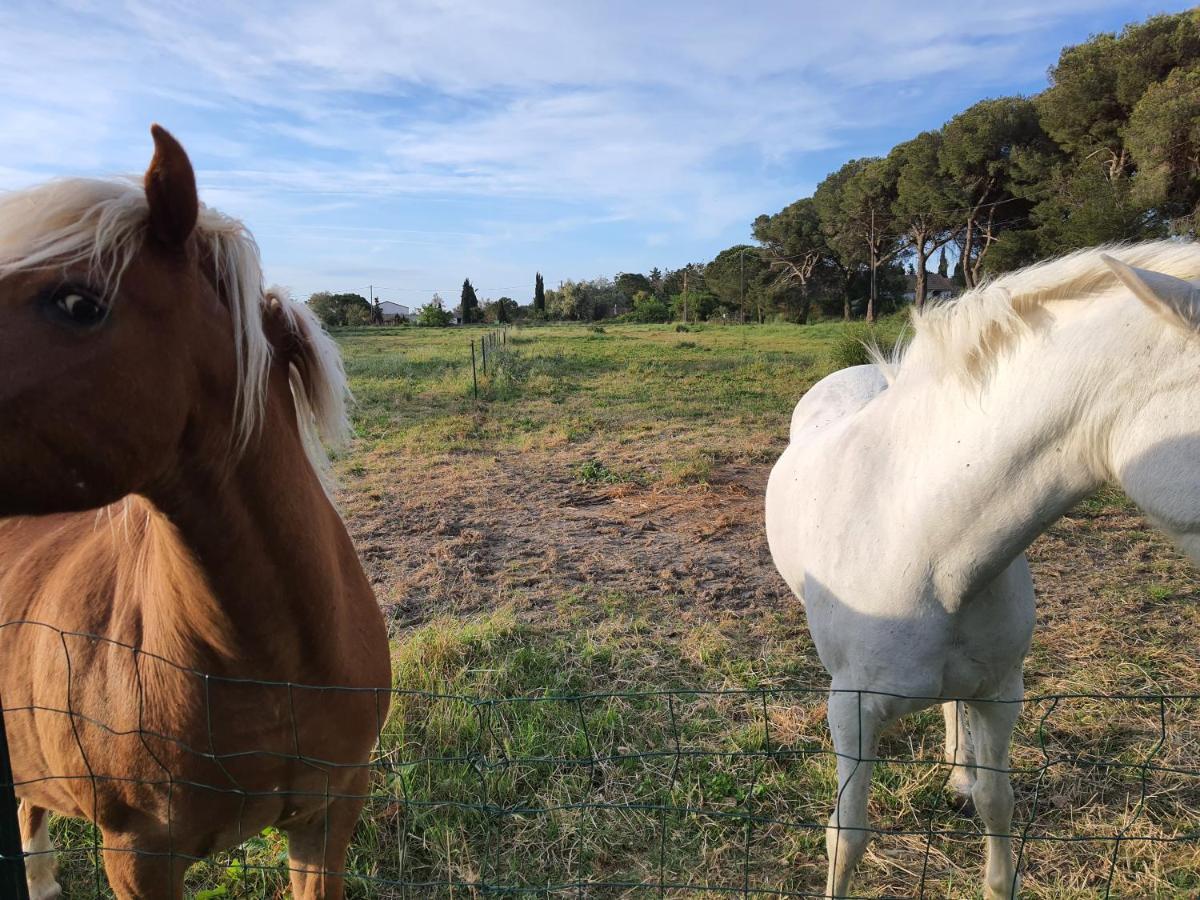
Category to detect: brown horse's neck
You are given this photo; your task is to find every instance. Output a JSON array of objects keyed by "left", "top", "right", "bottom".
[{"left": 146, "top": 375, "right": 383, "bottom": 685}]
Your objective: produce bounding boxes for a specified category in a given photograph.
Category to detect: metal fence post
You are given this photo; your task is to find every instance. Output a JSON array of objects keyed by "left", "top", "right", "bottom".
[
  {"left": 471, "top": 341, "right": 478, "bottom": 401},
  {"left": 0, "top": 694, "right": 29, "bottom": 900}
]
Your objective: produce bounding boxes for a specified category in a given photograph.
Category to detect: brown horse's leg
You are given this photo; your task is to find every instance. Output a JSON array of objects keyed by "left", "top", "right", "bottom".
[
  {"left": 284, "top": 790, "right": 368, "bottom": 900},
  {"left": 19, "top": 802, "right": 61, "bottom": 900},
  {"left": 100, "top": 831, "right": 187, "bottom": 900}
]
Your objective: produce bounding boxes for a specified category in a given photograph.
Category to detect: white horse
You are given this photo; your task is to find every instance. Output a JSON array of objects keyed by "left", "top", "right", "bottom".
[{"left": 766, "top": 240, "right": 1200, "bottom": 898}]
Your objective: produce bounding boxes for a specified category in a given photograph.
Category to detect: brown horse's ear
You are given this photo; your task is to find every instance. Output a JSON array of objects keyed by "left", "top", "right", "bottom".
[{"left": 144, "top": 124, "right": 198, "bottom": 247}]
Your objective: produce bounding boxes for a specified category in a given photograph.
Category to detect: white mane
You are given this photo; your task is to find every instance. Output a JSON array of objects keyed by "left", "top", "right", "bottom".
[
  {"left": 880, "top": 240, "right": 1200, "bottom": 384},
  {"left": 0, "top": 176, "right": 349, "bottom": 466}
]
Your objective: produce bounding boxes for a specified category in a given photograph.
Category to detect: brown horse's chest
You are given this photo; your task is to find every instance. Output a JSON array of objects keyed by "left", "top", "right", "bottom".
[{"left": 7, "top": 626, "right": 384, "bottom": 840}]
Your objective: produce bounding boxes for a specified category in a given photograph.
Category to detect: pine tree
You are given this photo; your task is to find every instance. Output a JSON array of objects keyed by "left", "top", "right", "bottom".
[
  {"left": 649, "top": 267, "right": 663, "bottom": 297},
  {"left": 534, "top": 272, "right": 545, "bottom": 312}
]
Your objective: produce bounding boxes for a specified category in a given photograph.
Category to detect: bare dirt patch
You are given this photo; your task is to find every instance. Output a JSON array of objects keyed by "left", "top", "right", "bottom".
[
  {"left": 341, "top": 449, "right": 1200, "bottom": 677},
  {"left": 341, "top": 451, "right": 791, "bottom": 631}
]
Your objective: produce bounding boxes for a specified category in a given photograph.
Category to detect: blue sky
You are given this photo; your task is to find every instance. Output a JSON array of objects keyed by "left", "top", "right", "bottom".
[{"left": 2, "top": 1, "right": 1192, "bottom": 306}]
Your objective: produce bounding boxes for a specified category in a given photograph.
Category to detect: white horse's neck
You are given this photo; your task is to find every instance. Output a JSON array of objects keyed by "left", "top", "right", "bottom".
[{"left": 876, "top": 297, "right": 1173, "bottom": 600}]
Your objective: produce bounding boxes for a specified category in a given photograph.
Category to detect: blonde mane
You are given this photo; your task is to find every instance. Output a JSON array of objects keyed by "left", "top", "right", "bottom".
[
  {"left": 881, "top": 240, "right": 1200, "bottom": 384},
  {"left": 0, "top": 176, "right": 348, "bottom": 467}
]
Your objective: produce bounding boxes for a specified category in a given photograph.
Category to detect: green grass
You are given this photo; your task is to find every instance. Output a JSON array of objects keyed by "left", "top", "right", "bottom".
[
  {"left": 338, "top": 320, "right": 903, "bottom": 458},
  {"left": 362, "top": 602, "right": 837, "bottom": 893}
]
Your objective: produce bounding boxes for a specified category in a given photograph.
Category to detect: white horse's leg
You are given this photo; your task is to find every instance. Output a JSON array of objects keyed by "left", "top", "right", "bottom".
[
  {"left": 824, "top": 689, "right": 895, "bottom": 899},
  {"left": 966, "top": 683, "right": 1022, "bottom": 900},
  {"left": 942, "top": 700, "right": 976, "bottom": 808},
  {"left": 19, "top": 802, "right": 61, "bottom": 900}
]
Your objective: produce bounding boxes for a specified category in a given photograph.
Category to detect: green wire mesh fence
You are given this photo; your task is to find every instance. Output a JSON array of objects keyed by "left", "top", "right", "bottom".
[{"left": 0, "top": 622, "right": 1197, "bottom": 898}]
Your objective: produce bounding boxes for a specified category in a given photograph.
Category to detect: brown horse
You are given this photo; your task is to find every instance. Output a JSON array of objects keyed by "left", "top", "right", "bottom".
[{"left": 0, "top": 126, "right": 391, "bottom": 899}]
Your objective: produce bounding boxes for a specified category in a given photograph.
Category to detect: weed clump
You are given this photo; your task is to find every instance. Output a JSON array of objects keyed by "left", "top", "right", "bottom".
[{"left": 576, "top": 459, "right": 622, "bottom": 484}]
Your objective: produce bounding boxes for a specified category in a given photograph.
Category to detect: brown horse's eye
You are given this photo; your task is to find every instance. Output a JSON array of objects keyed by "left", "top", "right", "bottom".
[{"left": 50, "top": 287, "right": 108, "bottom": 327}]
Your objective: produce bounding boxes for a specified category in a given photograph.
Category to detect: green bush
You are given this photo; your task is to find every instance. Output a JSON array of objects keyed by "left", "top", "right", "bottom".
[
  {"left": 416, "top": 303, "right": 454, "bottom": 327},
  {"left": 630, "top": 292, "right": 670, "bottom": 324}
]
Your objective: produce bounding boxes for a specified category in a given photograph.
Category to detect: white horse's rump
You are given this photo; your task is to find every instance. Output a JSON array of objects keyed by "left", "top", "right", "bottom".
[
  {"left": 766, "top": 241, "right": 1200, "bottom": 898},
  {"left": 785, "top": 363, "right": 888, "bottom": 444}
]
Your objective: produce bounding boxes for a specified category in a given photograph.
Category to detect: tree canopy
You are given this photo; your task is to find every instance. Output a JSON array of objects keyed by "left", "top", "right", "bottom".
[{"left": 307, "top": 292, "right": 372, "bottom": 328}]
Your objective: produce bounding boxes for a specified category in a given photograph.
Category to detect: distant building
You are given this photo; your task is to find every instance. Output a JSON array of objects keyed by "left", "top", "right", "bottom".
[
  {"left": 378, "top": 300, "right": 412, "bottom": 322},
  {"left": 903, "top": 272, "right": 958, "bottom": 304}
]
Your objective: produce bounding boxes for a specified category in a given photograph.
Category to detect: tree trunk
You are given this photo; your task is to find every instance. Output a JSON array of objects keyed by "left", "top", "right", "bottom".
[
  {"left": 969, "top": 204, "right": 997, "bottom": 287},
  {"left": 866, "top": 208, "right": 877, "bottom": 324},
  {"left": 866, "top": 245, "right": 878, "bottom": 324},
  {"left": 914, "top": 237, "right": 929, "bottom": 311},
  {"left": 800, "top": 283, "right": 811, "bottom": 324},
  {"left": 841, "top": 265, "right": 854, "bottom": 321},
  {"left": 961, "top": 218, "right": 976, "bottom": 290}
]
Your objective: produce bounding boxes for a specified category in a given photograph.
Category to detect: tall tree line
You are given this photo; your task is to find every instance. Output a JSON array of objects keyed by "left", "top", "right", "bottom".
[{"left": 752, "top": 10, "right": 1200, "bottom": 320}]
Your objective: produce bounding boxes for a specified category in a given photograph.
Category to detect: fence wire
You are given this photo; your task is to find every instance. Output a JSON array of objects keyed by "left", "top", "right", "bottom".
[{"left": 0, "top": 621, "right": 1197, "bottom": 898}]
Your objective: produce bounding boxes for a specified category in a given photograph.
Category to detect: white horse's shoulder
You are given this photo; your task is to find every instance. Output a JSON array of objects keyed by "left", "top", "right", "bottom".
[{"left": 788, "top": 364, "right": 889, "bottom": 442}]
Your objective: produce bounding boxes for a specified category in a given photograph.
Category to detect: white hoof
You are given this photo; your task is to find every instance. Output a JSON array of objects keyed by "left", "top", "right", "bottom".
[
  {"left": 947, "top": 769, "right": 977, "bottom": 815},
  {"left": 27, "top": 879, "right": 63, "bottom": 900},
  {"left": 985, "top": 871, "right": 1020, "bottom": 900}
]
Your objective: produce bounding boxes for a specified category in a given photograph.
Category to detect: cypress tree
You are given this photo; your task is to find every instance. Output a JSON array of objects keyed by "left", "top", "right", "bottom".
[{"left": 461, "top": 278, "right": 479, "bottom": 323}]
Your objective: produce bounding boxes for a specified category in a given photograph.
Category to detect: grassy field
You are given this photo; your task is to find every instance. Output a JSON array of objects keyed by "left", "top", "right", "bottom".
[{"left": 53, "top": 320, "right": 1198, "bottom": 897}]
